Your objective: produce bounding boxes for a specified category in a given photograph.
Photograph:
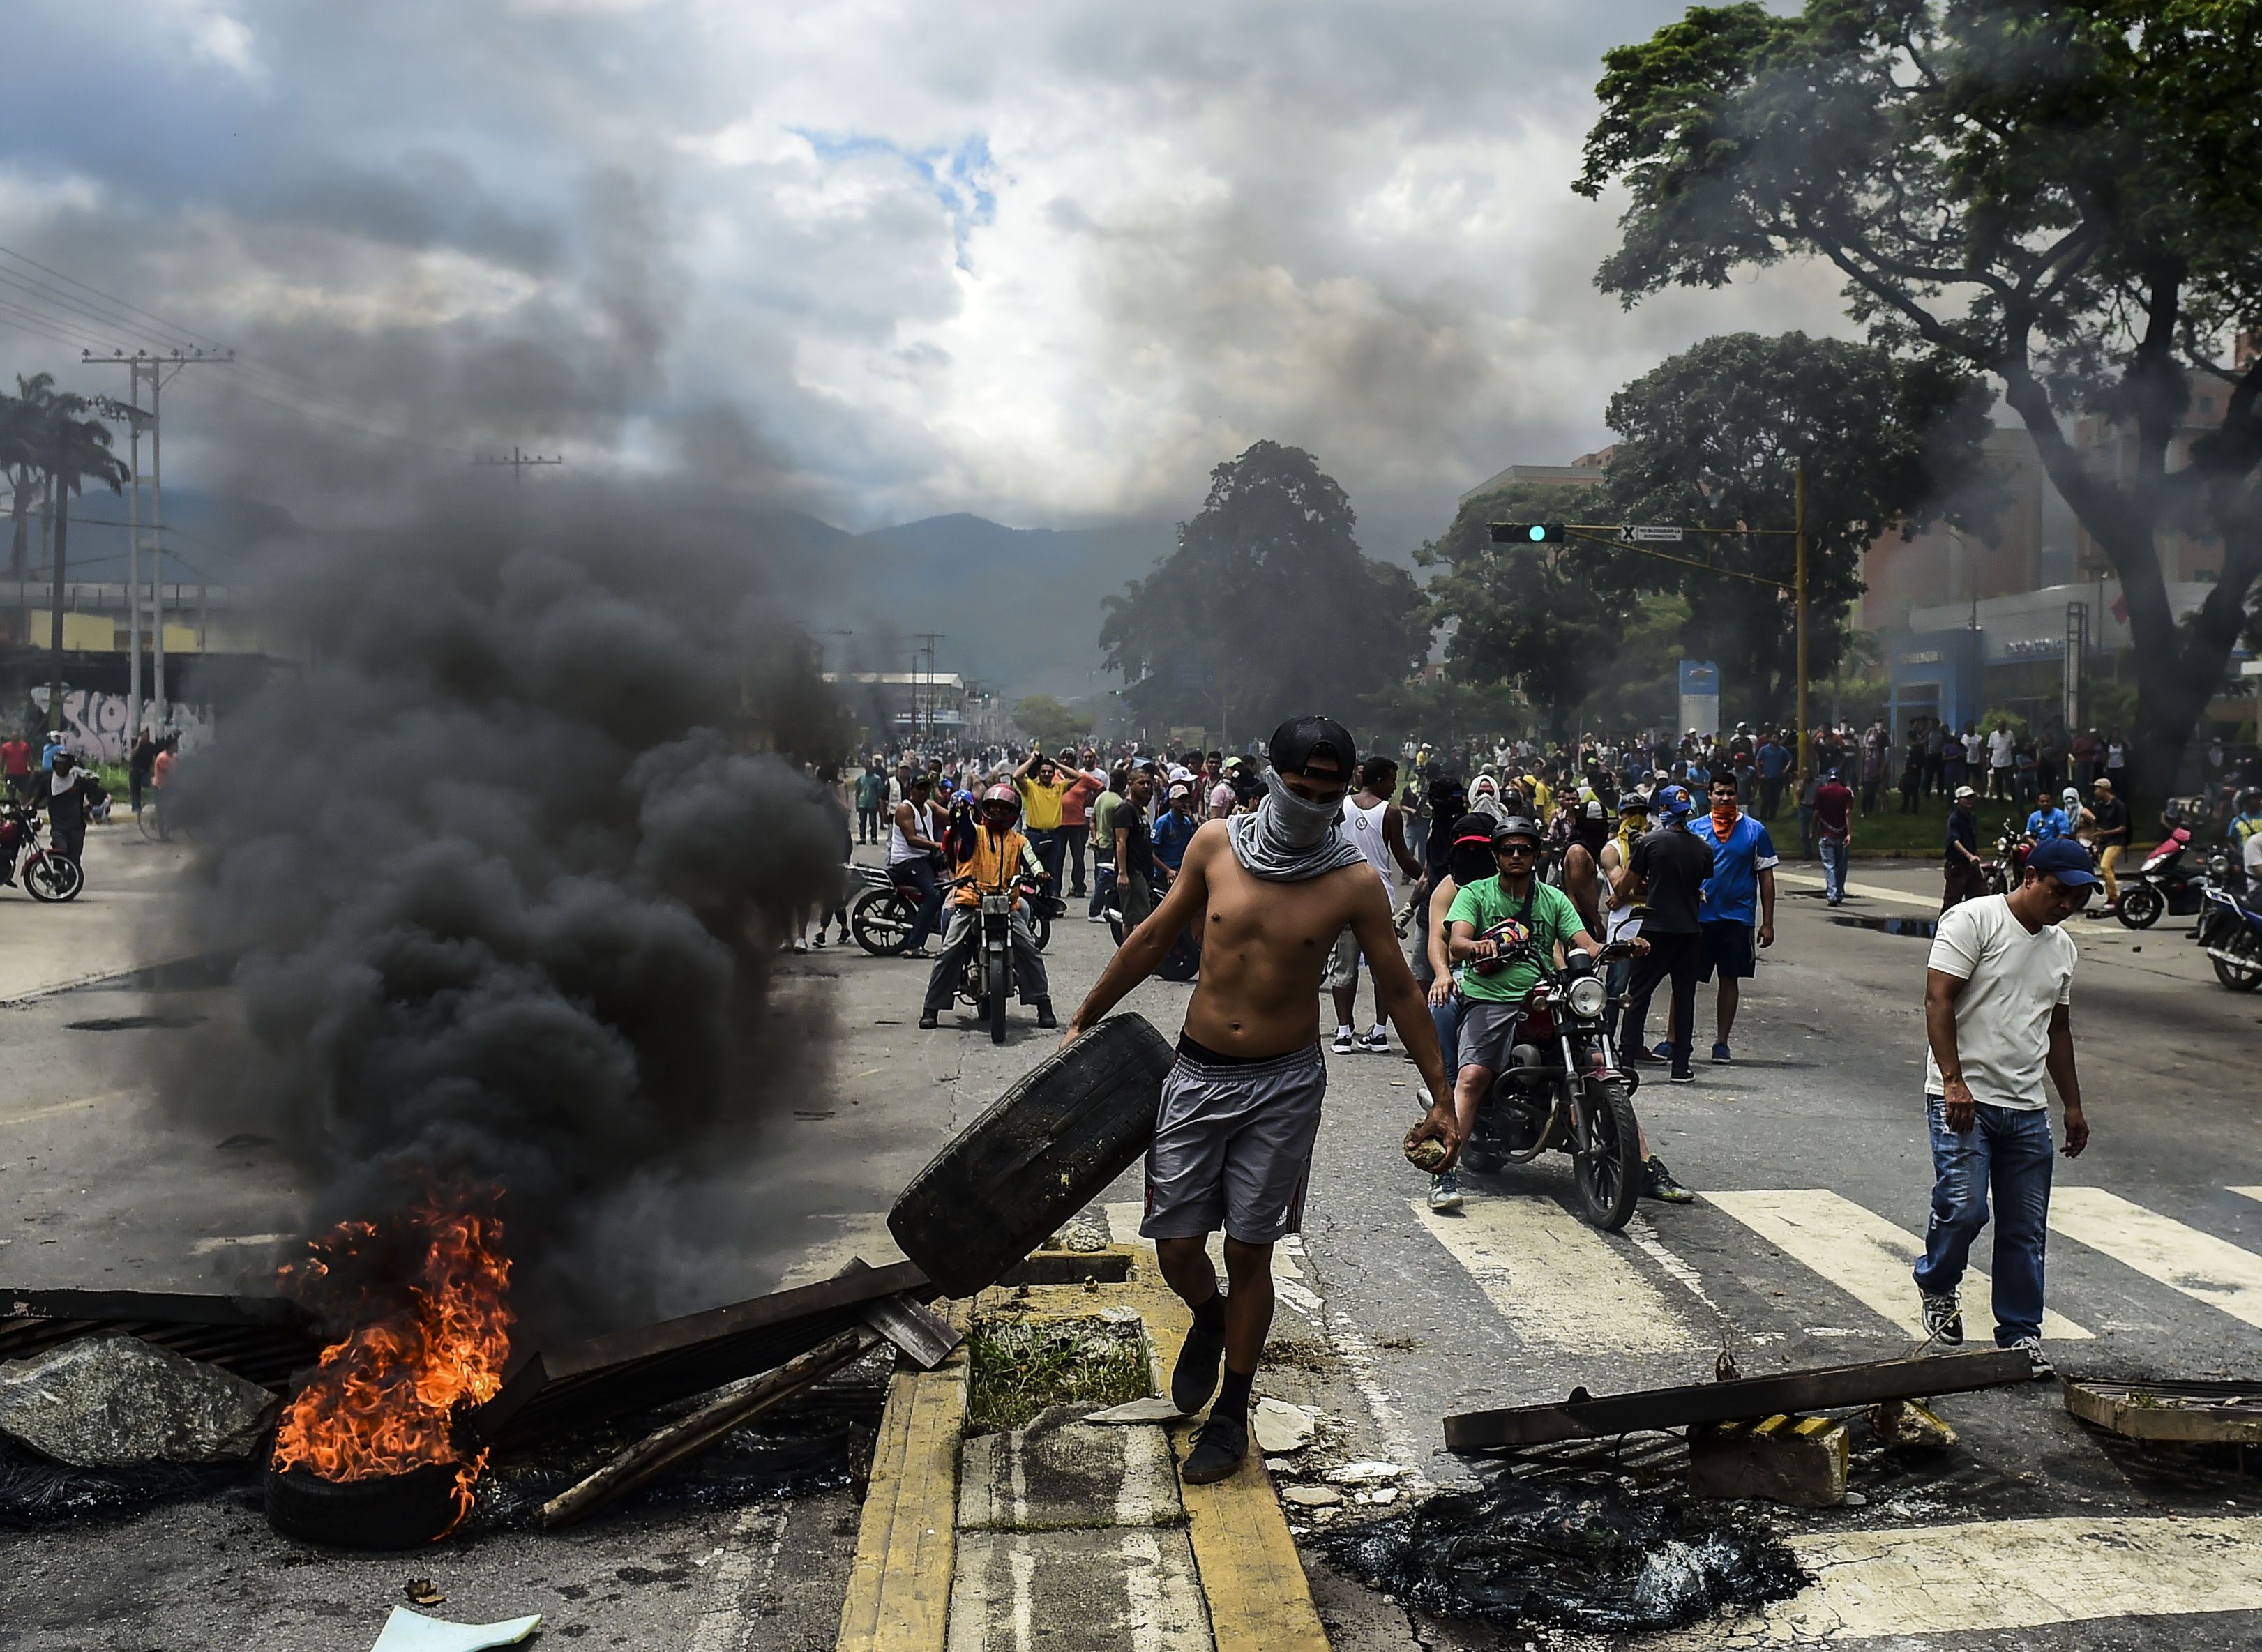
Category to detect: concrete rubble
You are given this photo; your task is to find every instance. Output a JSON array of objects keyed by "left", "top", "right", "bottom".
[{"left": 0, "top": 1333, "right": 278, "bottom": 1467}]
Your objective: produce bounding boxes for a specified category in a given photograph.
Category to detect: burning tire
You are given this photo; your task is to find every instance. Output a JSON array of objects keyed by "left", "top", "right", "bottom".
[
  {"left": 889, "top": 1012, "right": 1174, "bottom": 1297},
  {"left": 265, "top": 1459, "right": 472, "bottom": 1549}
]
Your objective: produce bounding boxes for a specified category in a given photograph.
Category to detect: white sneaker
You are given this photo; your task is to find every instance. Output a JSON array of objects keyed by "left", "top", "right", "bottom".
[
  {"left": 1331, "top": 1027, "right": 1355, "bottom": 1054},
  {"left": 1428, "top": 1172, "right": 1463, "bottom": 1213},
  {"left": 2007, "top": 1334, "right": 2053, "bottom": 1379}
]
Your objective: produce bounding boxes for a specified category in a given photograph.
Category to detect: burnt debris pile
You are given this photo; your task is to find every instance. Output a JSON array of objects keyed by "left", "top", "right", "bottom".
[{"left": 1315, "top": 1467, "right": 1806, "bottom": 1634}]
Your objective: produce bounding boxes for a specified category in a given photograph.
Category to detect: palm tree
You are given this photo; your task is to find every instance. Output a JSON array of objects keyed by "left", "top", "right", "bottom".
[
  {"left": 34, "top": 389, "right": 128, "bottom": 717},
  {"left": 1, "top": 374, "right": 52, "bottom": 646}
]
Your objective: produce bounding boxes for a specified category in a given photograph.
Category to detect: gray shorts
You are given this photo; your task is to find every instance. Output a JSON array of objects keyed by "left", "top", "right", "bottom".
[
  {"left": 1322, "top": 925, "right": 1365, "bottom": 991},
  {"left": 1456, "top": 999, "right": 1525, "bottom": 1076},
  {"left": 1142, "top": 1043, "right": 1327, "bottom": 1246}
]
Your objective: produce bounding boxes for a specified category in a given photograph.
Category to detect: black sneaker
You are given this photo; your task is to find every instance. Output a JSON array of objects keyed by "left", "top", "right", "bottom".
[
  {"left": 1669, "top": 1068, "right": 1695, "bottom": 1084},
  {"left": 1171, "top": 1303, "right": 1228, "bottom": 1414},
  {"left": 1180, "top": 1409, "right": 1248, "bottom": 1485},
  {"left": 1920, "top": 1289, "right": 1963, "bottom": 1346},
  {"left": 917, "top": 1010, "right": 940, "bottom": 1030},
  {"left": 1641, "top": 1157, "right": 1695, "bottom": 1203},
  {"left": 1036, "top": 1001, "right": 1059, "bottom": 1030}
]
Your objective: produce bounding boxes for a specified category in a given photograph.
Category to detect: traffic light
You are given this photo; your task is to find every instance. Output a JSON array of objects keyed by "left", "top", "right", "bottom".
[{"left": 1488, "top": 522, "right": 1567, "bottom": 544}]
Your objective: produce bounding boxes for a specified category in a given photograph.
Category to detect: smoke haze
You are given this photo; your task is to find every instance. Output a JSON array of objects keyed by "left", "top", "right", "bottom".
[{"left": 162, "top": 480, "right": 851, "bottom": 1338}]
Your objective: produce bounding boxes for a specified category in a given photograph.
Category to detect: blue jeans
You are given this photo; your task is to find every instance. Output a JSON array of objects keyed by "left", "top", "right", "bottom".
[
  {"left": 890, "top": 857, "right": 942, "bottom": 951},
  {"left": 1912, "top": 1098, "right": 2055, "bottom": 1344},
  {"left": 1430, "top": 993, "right": 1463, "bottom": 1070},
  {"left": 1819, "top": 837, "right": 1848, "bottom": 902},
  {"left": 1088, "top": 858, "right": 1116, "bottom": 918}
]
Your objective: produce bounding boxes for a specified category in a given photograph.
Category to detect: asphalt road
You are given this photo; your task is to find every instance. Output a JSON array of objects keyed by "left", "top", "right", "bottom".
[{"left": 6, "top": 826, "right": 2261, "bottom": 1649}]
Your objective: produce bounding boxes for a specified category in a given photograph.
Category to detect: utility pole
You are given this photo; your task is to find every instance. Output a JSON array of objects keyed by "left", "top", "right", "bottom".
[
  {"left": 471, "top": 447, "right": 564, "bottom": 524},
  {"left": 1795, "top": 463, "right": 1810, "bottom": 792},
  {"left": 83, "top": 349, "right": 232, "bottom": 733},
  {"left": 912, "top": 632, "right": 943, "bottom": 745},
  {"left": 92, "top": 393, "right": 154, "bottom": 741}
]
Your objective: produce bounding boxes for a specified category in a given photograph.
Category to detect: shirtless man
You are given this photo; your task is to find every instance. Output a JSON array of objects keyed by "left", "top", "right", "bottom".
[{"left": 1061, "top": 715, "right": 1456, "bottom": 1483}]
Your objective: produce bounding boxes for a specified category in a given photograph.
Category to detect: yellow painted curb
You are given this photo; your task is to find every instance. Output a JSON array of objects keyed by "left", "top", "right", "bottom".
[
  {"left": 837, "top": 1252, "right": 1329, "bottom": 1652},
  {"left": 835, "top": 1302, "right": 969, "bottom": 1652},
  {"left": 1122, "top": 1270, "right": 1332, "bottom": 1652}
]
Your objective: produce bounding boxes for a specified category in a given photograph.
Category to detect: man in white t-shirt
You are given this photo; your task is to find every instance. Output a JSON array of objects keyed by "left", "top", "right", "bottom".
[
  {"left": 1985, "top": 720, "right": 2017, "bottom": 800},
  {"left": 1913, "top": 836, "right": 2095, "bottom": 1376}
]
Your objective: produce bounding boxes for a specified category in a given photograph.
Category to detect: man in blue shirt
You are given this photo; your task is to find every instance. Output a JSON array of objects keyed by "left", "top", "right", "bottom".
[
  {"left": 2024, "top": 798, "right": 2072, "bottom": 842},
  {"left": 1756, "top": 736, "right": 1790, "bottom": 821},
  {"left": 1689, "top": 775, "right": 1778, "bottom": 1063},
  {"left": 1152, "top": 781, "right": 1201, "bottom": 877}
]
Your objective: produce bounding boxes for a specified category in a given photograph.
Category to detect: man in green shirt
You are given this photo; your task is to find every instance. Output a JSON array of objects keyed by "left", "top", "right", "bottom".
[
  {"left": 1087, "top": 767, "right": 1127, "bottom": 921},
  {"left": 1435, "top": 815, "right": 1599, "bottom": 1211}
]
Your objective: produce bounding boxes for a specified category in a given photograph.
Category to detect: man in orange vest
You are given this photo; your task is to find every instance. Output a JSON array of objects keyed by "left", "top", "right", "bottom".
[{"left": 920, "top": 785, "right": 1055, "bottom": 1030}]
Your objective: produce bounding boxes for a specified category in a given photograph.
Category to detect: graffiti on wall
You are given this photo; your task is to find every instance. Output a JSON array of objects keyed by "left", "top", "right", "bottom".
[{"left": 31, "top": 690, "right": 216, "bottom": 764}]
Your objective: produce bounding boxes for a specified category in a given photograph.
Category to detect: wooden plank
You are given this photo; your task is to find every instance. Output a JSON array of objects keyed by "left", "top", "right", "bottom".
[
  {"left": 1445, "top": 1347, "right": 2033, "bottom": 1450},
  {"left": 835, "top": 1308, "right": 970, "bottom": 1652}
]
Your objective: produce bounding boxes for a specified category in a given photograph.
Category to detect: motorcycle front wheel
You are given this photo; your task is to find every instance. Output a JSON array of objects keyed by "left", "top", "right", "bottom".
[
  {"left": 986, "top": 952, "right": 1009, "bottom": 1044},
  {"left": 1031, "top": 909, "right": 1052, "bottom": 952},
  {"left": 848, "top": 888, "right": 917, "bottom": 956},
  {"left": 2117, "top": 886, "right": 2164, "bottom": 930},
  {"left": 24, "top": 851, "right": 82, "bottom": 902},
  {"left": 1571, "top": 1077, "right": 1641, "bottom": 1232},
  {"left": 2211, "top": 935, "right": 2262, "bottom": 992}
]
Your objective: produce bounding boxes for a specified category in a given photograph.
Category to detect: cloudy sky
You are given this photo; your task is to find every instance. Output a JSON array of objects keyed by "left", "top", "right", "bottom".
[{"left": 2, "top": 0, "right": 1848, "bottom": 556}]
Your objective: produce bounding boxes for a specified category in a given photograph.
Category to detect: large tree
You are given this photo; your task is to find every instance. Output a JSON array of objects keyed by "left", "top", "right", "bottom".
[
  {"left": 1099, "top": 441, "right": 1427, "bottom": 743},
  {"left": 1419, "top": 483, "right": 1639, "bottom": 742},
  {"left": 1598, "top": 331, "right": 1996, "bottom": 718},
  {"left": 1578, "top": 1, "right": 2262, "bottom": 795}
]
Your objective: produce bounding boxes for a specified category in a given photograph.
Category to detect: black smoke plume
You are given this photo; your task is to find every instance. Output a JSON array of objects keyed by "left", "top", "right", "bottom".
[{"left": 165, "top": 479, "right": 850, "bottom": 1337}]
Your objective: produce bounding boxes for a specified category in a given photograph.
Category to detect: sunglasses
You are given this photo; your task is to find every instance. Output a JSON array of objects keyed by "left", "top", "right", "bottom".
[{"left": 1497, "top": 843, "right": 1538, "bottom": 856}]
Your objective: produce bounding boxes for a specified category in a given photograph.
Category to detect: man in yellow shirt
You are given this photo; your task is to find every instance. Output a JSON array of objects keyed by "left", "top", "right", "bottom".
[
  {"left": 1014, "top": 745, "right": 1074, "bottom": 886},
  {"left": 921, "top": 785, "right": 1055, "bottom": 1030}
]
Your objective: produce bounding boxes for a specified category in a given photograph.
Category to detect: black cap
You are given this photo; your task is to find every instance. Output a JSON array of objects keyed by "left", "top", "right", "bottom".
[{"left": 1269, "top": 715, "right": 1357, "bottom": 781}]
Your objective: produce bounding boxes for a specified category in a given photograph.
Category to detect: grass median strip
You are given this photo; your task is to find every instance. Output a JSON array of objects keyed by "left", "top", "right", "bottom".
[{"left": 964, "top": 1318, "right": 1149, "bottom": 1434}]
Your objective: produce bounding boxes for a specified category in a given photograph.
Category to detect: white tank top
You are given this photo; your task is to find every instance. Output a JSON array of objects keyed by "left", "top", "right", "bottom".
[
  {"left": 1343, "top": 796, "right": 1394, "bottom": 884},
  {"left": 887, "top": 801, "right": 935, "bottom": 865}
]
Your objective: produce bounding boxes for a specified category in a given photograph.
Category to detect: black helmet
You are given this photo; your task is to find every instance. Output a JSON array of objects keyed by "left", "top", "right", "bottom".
[{"left": 1492, "top": 816, "right": 1544, "bottom": 847}]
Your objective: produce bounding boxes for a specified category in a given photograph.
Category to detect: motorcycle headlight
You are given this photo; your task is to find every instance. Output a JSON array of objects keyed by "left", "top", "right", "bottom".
[{"left": 1567, "top": 976, "right": 1608, "bottom": 1020}]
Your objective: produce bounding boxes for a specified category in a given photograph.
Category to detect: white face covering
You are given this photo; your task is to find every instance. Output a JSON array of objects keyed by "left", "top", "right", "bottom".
[{"left": 1228, "top": 768, "right": 1368, "bottom": 882}]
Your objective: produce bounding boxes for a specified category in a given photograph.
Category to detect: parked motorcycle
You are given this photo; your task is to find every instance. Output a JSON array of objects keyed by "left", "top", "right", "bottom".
[
  {"left": 1457, "top": 937, "right": 1645, "bottom": 1232},
  {"left": 0, "top": 803, "right": 84, "bottom": 902},
  {"left": 2117, "top": 831, "right": 2206, "bottom": 930},
  {"left": 849, "top": 864, "right": 1059, "bottom": 956},
  {"left": 2194, "top": 880, "right": 2262, "bottom": 992}
]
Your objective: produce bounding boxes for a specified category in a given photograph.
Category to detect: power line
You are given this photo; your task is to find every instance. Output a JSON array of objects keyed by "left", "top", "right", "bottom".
[{"left": 0, "top": 243, "right": 211, "bottom": 350}]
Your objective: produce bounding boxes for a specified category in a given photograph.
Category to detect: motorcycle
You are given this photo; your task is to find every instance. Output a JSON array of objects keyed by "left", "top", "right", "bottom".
[
  {"left": 2194, "top": 879, "right": 2262, "bottom": 992},
  {"left": 1978, "top": 825, "right": 2025, "bottom": 898},
  {"left": 0, "top": 803, "right": 84, "bottom": 902},
  {"left": 2117, "top": 831, "right": 2206, "bottom": 930},
  {"left": 850, "top": 863, "right": 1059, "bottom": 956},
  {"left": 1457, "top": 937, "right": 1645, "bottom": 1232},
  {"left": 955, "top": 885, "right": 1043, "bottom": 1044}
]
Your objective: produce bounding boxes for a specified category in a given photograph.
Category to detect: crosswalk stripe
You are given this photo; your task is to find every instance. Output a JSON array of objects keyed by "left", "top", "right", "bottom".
[
  {"left": 1410, "top": 1192, "right": 1696, "bottom": 1354},
  {"left": 2229, "top": 1185, "right": 2262, "bottom": 1206},
  {"left": 1712, "top": 1516, "right": 2262, "bottom": 1642},
  {"left": 1706, "top": 1188, "right": 2091, "bottom": 1341},
  {"left": 2049, "top": 1185, "right": 2262, "bottom": 1331}
]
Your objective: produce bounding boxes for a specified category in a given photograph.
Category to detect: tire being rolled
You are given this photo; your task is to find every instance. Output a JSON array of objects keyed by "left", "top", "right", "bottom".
[
  {"left": 266, "top": 1459, "right": 469, "bottom": 1548},
  {"left": 889, "top": 1013, "right": 1175, "bottom": 1298}
]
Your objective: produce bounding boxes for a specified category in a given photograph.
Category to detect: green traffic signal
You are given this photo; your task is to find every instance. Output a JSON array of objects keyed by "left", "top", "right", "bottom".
[{"left": 1487, "top": 522, "right": 1568, "bottom": 545}]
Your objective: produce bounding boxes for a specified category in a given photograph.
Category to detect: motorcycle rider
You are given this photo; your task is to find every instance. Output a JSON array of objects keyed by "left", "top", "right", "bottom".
[
  {"left": 2024, "top": 791, "right": 2073, "bottom": 844},
  {"left": 1435, "top": 815, "right": 1600, "bottom": 1212},
  {"left": 918, "top": 785, "right": 1056, "bottom": 1031},
  {"left": 887, "top": 774, "right": 947, "bottom": 958}
]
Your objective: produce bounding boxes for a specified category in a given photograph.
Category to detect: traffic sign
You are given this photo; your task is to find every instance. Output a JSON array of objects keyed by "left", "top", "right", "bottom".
[{"left": 1623, "top": 524, "right": 1684, "bottom": 543}]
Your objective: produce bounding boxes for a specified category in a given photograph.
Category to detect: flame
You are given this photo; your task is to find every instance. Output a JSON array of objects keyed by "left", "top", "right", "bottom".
[{"left": 272, "top": 1188, "right": 513, "bottom": 1534}]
